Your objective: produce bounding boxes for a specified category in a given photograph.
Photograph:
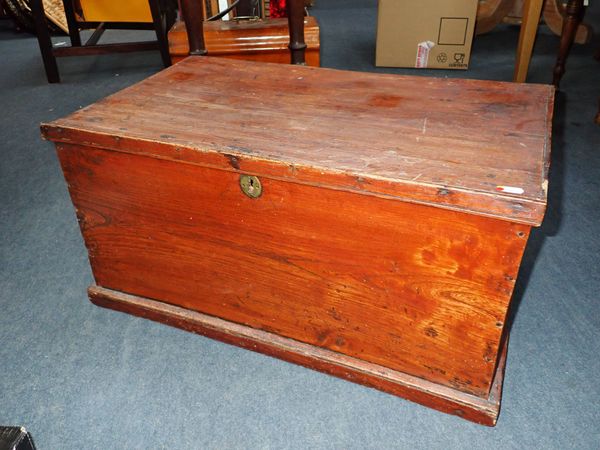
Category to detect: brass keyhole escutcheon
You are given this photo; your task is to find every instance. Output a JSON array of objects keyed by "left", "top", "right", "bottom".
[{"left": 239, "top": 175, "right": 262, "bottom": 198}]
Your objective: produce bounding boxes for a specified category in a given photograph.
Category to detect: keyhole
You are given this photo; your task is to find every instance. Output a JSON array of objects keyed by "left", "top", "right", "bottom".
[{"left": 239, "top": 175, "right": 262, "bottom": 198}]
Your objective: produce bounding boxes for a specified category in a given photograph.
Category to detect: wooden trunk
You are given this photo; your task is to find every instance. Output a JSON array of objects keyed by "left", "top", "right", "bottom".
[
  {"left": 168, "top": 17, "right": 320, "bottom": 66},
  {"left": 42, "top": 57, "right": 553, "bottom": 426}
]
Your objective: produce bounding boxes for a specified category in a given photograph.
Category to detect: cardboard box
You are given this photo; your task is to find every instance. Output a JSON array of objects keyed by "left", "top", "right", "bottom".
[{"left": 376, "top": 0, "right": 478, "bottom": 70}]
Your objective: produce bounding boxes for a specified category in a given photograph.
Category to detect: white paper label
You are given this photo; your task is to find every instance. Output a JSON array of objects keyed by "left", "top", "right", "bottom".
[
  {"left": 415, "top": 41, "right": 435, "bottom": 68},
  {"left": 496, "top": 185, "right": 524, "bottom": 195}
]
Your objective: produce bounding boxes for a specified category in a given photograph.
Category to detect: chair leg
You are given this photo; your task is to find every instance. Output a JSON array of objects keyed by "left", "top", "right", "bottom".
[
  {"left": 552, "top": 0, "right": 584, "bottom": 88},
  {"left": 30, "top": 0, "right": 60, "bottom": 83},
  {"left": 180, "top": 0, "right": 207, "bottom": 56},
  {"left": 513, "top": 0, "right": 544, "bottom": 83},
  {"left": 287, "top": 0, "right": 306, "bottom": 65},
  {"left": 149, "top": 0, "right": 171, "bottom": 66},
  {"left": 62, "top": 0, "right": 82, "bottom": 47}
]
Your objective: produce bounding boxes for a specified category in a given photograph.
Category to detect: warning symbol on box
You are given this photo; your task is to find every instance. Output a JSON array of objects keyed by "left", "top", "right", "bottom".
[{"left": 437, "top": 53, "right": 448, "bottom": 64}]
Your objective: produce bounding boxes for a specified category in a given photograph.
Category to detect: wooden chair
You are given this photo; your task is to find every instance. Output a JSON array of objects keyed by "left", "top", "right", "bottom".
[
  {"left": 31, "top": 0, "right": 175, "bottom": 83},
  {"left": 179, "top": 0, "right": 306, "bottom": 64}
]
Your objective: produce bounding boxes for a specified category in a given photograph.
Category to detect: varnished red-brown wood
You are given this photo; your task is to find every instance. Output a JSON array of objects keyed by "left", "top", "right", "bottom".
[
  {"left": 56, "top": 142, "right": 529, "bottom": 397},
  {"left": 89, "top": 285, "right": 508, "bottom": 426},
  {"left": 42, "top": 56, "right": 553, "bottom": 226},
  {"left": 168, "top": 17, "right": 320, "bottom": 66},
  {"left": 42, "top": 56, "right": 552, "bottom": 424}
]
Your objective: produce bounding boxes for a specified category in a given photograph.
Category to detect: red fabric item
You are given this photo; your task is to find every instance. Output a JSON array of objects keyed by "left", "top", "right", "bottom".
[{"left": 270, "top": 0, "right": 287, "bottom": 18}]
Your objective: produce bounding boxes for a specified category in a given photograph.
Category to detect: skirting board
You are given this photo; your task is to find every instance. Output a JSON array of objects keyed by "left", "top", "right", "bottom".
[{"left": 88, "top": 285, "right": 508, "bottom": 426}]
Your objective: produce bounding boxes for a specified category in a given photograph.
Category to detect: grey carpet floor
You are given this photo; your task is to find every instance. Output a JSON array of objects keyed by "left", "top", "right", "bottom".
[{"left": 1, "top": 1, "right": 599, "bottom": 448}]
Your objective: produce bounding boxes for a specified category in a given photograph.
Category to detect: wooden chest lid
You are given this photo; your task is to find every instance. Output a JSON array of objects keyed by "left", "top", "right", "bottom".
[{"left": 42, "top": 57, "right": 554, "bottom": 226}]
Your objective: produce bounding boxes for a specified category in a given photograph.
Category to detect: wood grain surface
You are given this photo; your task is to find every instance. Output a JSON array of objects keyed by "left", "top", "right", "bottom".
[
  {"left": 168, "top": 17, "right": 320, "bottom": 66},
  {"left": 42, "top": 56, "right": 553, "bottom": 225},
  {"left": 89, "top": 285, "right": 508, "bottom": 426},
  {"left": 57, "top": 143, "right": 530, "bottom": 397}
]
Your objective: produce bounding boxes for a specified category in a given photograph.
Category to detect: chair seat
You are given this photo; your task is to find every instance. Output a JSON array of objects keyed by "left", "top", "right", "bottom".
[{"left": 79, "top": 0, "right": 152, "bottom": 22}]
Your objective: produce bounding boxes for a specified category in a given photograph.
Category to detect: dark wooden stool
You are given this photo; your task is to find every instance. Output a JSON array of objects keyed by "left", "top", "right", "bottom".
[{"left": 180, "top": 0, "right": 306, "bottom": 64}]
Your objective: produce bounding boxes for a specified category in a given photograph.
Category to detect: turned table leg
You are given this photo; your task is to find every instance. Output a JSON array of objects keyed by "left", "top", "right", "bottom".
[
  {"left": 287, "top": 0, "right": 306, "bottom": 65},
  {"left": 552, "top": 0, "right": 584, "bottom": 88},
  {"left": 180, "top": 0, "right": 207, "bottom": 56},
  {"left": 513, "top": 0, "right": 544, "bottom": 83},
  {"left": 543, "top": 0, "right": 591, "bottom": 45}
]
